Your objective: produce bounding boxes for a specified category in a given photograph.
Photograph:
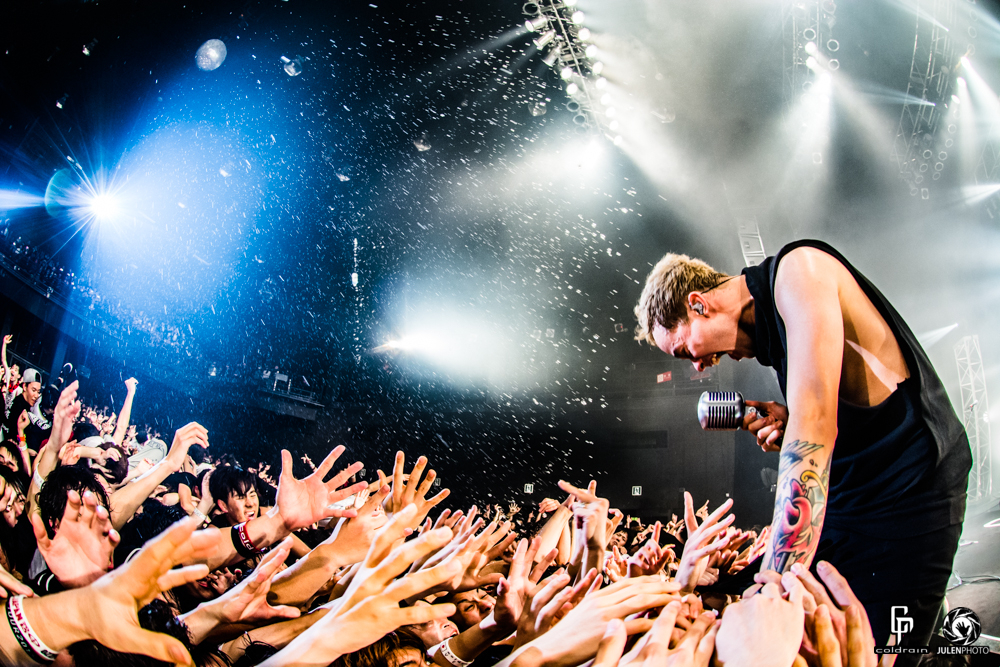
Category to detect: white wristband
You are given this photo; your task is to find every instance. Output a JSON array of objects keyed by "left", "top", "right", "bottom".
[{"left": 436, "top": 639, "right": 473, "bottom": 667}]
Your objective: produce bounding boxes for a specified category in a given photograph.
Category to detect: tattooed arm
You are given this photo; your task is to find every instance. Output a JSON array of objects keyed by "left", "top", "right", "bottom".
[{"left": 762, "top": 248, "right": 844, "bottom": 573}]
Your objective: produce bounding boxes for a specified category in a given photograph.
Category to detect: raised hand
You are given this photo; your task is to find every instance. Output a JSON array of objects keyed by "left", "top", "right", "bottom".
[
  {"left": 124, "top": 377, "right": 138, "bottom": 393},
  {"left": 674, "top": 492, "right": 734, "bottom": 594},
  {"left": 627, "top": 524, "right": 674, "bottom": 578},
  {"left": 510, "top": 575, "right": 683, "bottom": 667},
  {"left": 0, "top": 563, "right": 33, "bottom": 598},
  {"left": 381, "top": 451, "right": 450, "bottom": 529},
  {"left": 32, "top": 489, "right": 119, "bottom": 588},
  {"left": 593, "top": 601, "right": 718, "bottom": 667},
  {"left": 274, "top": 446, "right": 367, "bottom": 532},
  {"left": 493, "top": 537, "right": 541, "bottom": 630},
  {"left": 13, "top": 517, "right": 223, "bottom": 667},
  {"left": 783, "top": 561, "right": 877, "bottom": 667},
  {"left": 559, "top": 480, "right": 611, "bottom": 550},
  {"left": 715, "top": 581, "right": 805, "bottom": 667},
  {"left": 16, "top": 409, "right": 29, "bottom": 436},
  {"left": 201, "top": 538, "right": 300, "bottom": 627},
  {"left": 58, "top": 440, "right": 82, "bottom": 466},
  {"left": 165, "top": 422, "right": 210, "bottom": 472},
  {"left": 538, "top": 497, "right": 560, "bottom": 514},
  {"left": 512, "top": 568, "right": 596, "bottom": 650},
  {"left": 323, "top": 481, "right": 392, "bottom": 566},
  {"left": 260, "top": 506, "right": 463, "bottom": 667}
]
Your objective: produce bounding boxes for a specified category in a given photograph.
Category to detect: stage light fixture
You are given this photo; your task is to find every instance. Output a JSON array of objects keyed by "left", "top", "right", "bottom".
[
  {"left": 609, "top": 120, "right": 619, "bottom": 131},
  {"left": 572, "top": 11, "right": 585, "bottom": 24},
  {"left": 600, "top": 94, "right": 611, "bottom": 105},
  {"left": 542, "top": 47, "right": 559, "bottom": 67},
  {"left": 805, "top": 41, "right": 818, "bottom": 55},
  {"left": 585, "top": 44, "right": 598, "bottom": 58},
  {"left": 561, "top": 66, "right": 574, "bottom": 80},
  {"left": 578, "top": 28, "right": 592, "bottom": 41},
  {"left": 526, "top": 16, "right": 547, "bottom": 32},
  {"left": 592, "top": 61, "right": 604, "bottom": 75},
  {"left": 534, "top": 30, "right": 556, "bottom": 48},
  {"left": 567, "top": 83, "right": 579, "bottom": 95},
  {"left": 595, "top": 76, "right": 607, "bottom": 89}
]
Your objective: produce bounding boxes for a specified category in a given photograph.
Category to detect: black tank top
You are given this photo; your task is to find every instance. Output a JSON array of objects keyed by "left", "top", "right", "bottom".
[{"left": 742, "top": 240, "right": 971, "bottom": 537}]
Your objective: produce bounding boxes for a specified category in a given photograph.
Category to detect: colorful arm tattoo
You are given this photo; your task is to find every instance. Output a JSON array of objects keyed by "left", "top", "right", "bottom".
[{"left": 763, "top": 440, "right": 831, "bottom": 573}]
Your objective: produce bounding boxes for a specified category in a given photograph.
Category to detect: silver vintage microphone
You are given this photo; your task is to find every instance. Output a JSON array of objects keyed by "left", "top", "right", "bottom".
[{"left": 697, "top": 391, "right": 765, "bottom": 430}]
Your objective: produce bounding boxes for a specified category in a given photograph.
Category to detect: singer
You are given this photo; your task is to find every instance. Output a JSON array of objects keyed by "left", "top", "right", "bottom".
[{"left": 634, "top": 239, "right": 971, "bottom": 653}]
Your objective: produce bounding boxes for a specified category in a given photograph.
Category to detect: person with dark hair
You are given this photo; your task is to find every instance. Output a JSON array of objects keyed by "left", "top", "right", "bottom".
[
  {"left": 0, "top": 466, "right": 33, "bottom": 586},
  {"left": 3, "top": 368, "right": 43, "bottom": 451},
  {"left": 37, "top": 465, "right": 110, "bottom": 541},
  {"left": 333, "top": 627, "right": 430, "bottom": 667},
  {"left": 0, "top": 440, "right": 28, "bottom": 477},
  {"left": 210, "top": 466, "right": 260, "bottom": 526}
]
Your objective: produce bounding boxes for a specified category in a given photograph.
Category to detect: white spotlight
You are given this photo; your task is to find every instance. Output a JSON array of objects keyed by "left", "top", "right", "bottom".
[
  {"left": 595, "top": 76, "right": 607, "bottom": 89},
  {"left": 585, "top": 44, "right": 598, "bottom": 58},
  {"left": 561, "top": 66, "right": 574, "bottom": 80},
  {"left": 567, "top": 82, "right": 579, "bottom": 95},
  {"left": 578, "top": 28, "right": 592, "bottom": 41},
  {"left": 592, "top": 61, "right": 604, "bottom": 75},
  {"left": 600, "top": 94, "right": 611, "bottom": 105},
  {"left": 609, "top": 120, "right": 620, "bottom": 131},
  {"left": 806, "top": 56, "right": 819, "bottom": 71},
  {"left": 606, "top": 107, "right": 617, "bottom": 117},
  {"left": 572, "top": 11, "right": 585, "bottom": 25},
  {"left": 805, "top": 41, "right": 818, "bottom": 55},
  {"left": 88, "top": 193, "right": 119, "bottom": 221}
]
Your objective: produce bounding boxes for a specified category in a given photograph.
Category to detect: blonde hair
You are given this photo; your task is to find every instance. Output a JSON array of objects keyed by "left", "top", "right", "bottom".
[{"left": 634, "top": 253, "right": 730, "bottom": 345}]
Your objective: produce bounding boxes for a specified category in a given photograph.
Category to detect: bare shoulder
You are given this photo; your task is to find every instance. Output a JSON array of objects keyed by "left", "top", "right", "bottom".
[
  {"left": 775, "top": 246, "right": 847, "bottom": 282},
  {"left": 773, "top": 246, "right": 848, "bottom": 309}
]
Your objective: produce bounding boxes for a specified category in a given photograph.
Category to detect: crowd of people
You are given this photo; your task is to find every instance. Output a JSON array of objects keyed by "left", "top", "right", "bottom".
[
  {"left": 0, "top": 330, "right": 905, "bottom": 667},
  {"left": 0, "top": 234, "right": 197, "bottom": 357}
]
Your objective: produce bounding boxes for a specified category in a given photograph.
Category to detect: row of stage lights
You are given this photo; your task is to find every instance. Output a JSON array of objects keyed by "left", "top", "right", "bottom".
[{"left": 522, "top": 0, "right": 622, "bottom": 145}]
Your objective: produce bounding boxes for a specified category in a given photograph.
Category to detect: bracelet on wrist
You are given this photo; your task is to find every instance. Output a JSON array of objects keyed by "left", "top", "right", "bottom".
[
  {"left": 6, "top": 595, "right": 57, "bottom": 663},
  {"left": 437, "top": 639, "right": 473, "bottom": 667}
]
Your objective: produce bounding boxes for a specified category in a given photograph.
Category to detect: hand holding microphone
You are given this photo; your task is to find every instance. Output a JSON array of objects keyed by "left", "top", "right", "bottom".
[{"left": 697, "top": 391, "right": 787, "bottom": 452}]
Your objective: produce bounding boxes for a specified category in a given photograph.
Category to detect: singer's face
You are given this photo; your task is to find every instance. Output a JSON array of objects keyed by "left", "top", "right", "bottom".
[{"left": 653, "top": 317, "right": 736, "bottom": 372}]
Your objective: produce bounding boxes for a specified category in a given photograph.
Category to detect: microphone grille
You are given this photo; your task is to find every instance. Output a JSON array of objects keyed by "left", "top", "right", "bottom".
[{"left": 697, "top": 391, "right": 745, "bottom": 430}]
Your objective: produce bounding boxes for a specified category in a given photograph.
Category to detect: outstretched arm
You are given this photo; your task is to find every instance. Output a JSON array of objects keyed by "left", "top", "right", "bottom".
[
  {"left": 762, "top": 249, "right": 842, "bottom": 573},
  {"left": 112, "top": 378, "right": 138, "bottom": 447}
]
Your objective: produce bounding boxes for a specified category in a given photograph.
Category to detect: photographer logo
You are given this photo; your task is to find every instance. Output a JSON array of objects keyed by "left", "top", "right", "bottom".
[{"left": 942, "top": 608, "right": 981, "bottom": 647}]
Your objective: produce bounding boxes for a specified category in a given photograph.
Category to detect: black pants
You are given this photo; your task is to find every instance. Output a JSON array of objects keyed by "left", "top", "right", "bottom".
[{"left": 812, "top": 522, "right": 962, "bottom": 666}]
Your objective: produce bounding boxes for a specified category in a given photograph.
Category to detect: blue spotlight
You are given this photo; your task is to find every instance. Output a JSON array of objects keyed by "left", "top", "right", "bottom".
[{"left": 0, "top": 191, "right": 44, "bottom": 212}]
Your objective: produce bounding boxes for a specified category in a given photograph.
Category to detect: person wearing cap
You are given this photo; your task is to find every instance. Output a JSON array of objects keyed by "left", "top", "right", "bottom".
[{"left": 2, "top": 368, "right": 41, "bottom": 448}]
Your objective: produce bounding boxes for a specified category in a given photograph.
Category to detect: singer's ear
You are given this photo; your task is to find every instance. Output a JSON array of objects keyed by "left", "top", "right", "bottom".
[{"left": 689, "top": 293, "right": 707, "bottom": 316}]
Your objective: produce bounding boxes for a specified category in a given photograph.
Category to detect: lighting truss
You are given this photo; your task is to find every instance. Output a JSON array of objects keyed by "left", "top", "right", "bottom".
[
  {"left": 974, "top": 132, "right": 1000, "bottom": 220},
  {"left": 955, "top": 335, "right": 993, "bottom": 501},
  {"left": 782, "top": 0, "right": 839, "bottom": 113},
  {"left": 889, "top": 0, "right": 976, "bottom": 199},
  {"left": 522, "top": 1, "right": 610, "bottom": 138},
  {"left": 736, "top": 214, "right": 767, "bottom": 268}
]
